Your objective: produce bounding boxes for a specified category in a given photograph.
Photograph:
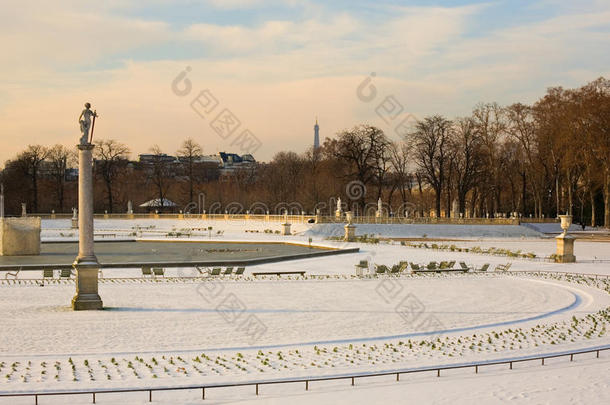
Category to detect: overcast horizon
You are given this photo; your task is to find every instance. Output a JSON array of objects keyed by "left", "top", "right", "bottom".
[{"left": 1, "top": 0, "right": 609, "bottom": 165}]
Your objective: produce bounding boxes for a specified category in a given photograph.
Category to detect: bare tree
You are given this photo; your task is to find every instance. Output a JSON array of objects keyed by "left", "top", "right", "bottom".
[
  {"left": 332, "top": 125, "right": 389, "bottom": 209},
  {"left": 472, "top": 102, "right": 506, "bottom": 213},
  {"left": 95, "top": 139, "right": 130, "bottom": 213},
  {"left": 451, "top": 117, "right": 482, "bottom": 216},
  {"left": 389, "top": 141, "right": 413, "bottom": 214},
  {"left": 505, "top": 103, "right": 542, "bottom": 217},
  {"left": 176, "top": 138, "right": 203, "bottom": 204},
  {"left": 148, "top": 145, "right": 173, "bottom": 209},
  {"left": 581, "top": 78, "right": 610, "bottom": 227},
  {"left": 15, "top": 145, "right": 49, "bottom": 213},
  {"left": 409, "top": 116, "right": 452, "bottom": 217},
  {"left": 48, "top": 144, "right": 76, "bottom": 212}
]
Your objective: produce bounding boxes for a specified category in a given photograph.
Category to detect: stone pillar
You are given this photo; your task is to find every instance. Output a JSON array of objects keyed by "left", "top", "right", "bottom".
[
  {"left": 344, "top": 223, "right": 356, "bottom": 242},
  {"left": 555, "top": 214, "right": 576, "bottom": 263},
  {"left": 555, "top": 233, "right": 576, "bottom": 263},
  {"left": 72, "top": 144, "right": 103, "bottom": 311},
  {"left": 281, "top": 210, "right": 291, "bottom": 235}
]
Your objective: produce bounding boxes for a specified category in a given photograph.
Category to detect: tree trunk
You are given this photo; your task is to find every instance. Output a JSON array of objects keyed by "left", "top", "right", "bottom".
[
  {"left": 417, "top": 177, "right": 424, "bottom": 217},
  {"left": 32, "top": 168, "right": 38, "bottom": 213},
  {"left": 590, "top": 189, "right": 596, "bottom": 227},
  {"left": 604, "top": 171, "right": 610, "bottom": 228},
  {"left": 458, "top": 191, "right": 466, "bottom": 218},
  {"left": 521, "top": 171, "right": 527, "bottom": 216},
  {"left": 58, "top": 181, "right": 64, "bottom": 212},
  {"left": 435, "top": 187, "right": 442, "bottom": 218},
  {"left": 568, "top": 178, "right": 574, "bottom": 215},
  {"left": 555, "top": 173, "right": 560, "bottom": 218},
  {"left": 189, "top": 162, "right": 194, "bottom": 203},
  {"left": 106, "top": 180, "right": 114, "bottom": 213}
]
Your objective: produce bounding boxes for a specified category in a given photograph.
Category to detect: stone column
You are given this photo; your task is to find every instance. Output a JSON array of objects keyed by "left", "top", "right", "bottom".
[{"left": 72, "top": 144, "right": 103, "bottom": 310}]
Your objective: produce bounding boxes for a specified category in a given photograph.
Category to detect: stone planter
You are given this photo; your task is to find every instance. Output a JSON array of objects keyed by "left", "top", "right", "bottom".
[{"left": 0, "top": 217, "right": 41, "bottom": 256}]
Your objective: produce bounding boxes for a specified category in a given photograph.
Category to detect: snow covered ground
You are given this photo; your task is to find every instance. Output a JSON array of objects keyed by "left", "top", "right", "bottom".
[
  {"left": 305, "top": 223, "right": 546, "bottom": 239},
  {"left": 1, "top": 218, "right": 609, "bottom": 404}
]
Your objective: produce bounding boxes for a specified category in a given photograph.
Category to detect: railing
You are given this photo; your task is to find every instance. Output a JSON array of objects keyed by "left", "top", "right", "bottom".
[
  {"left": 507, "top": 270, "right": 610, "bottom": 279},
  {"left": 0, "top": 346, "right": 607, "bottom": 404},
  {"left": 25, "top": 213, "right": 555, "bottom": 225},
  {"left": 324, "top": 216, "right": 522, "bottom": 225}
]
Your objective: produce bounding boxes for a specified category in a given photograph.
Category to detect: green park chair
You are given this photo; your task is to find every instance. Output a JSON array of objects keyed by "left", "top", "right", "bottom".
[
  {"left": 375, "top": 264, "right": 388, "bottom": 274},
  {"left": 476, "top": 263, "right": 490, "bottom": 272},
  {"left": 495, "top": 263, "right": 512, "bottom": 272},
  {"left": 459, "top": 262, "right": 472, "bottom": 272}
]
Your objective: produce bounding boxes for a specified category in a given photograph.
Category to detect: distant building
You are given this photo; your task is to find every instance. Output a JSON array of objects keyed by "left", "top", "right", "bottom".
[
  {"left": 133, "top": 151, "right": 255, "bottom": 180},
  {"left": 138, "top": 153, "right": 177, "bottom": 164},
  {"left": 218, "top": 152, "right": 256, "bottom": 177},
  {"left": 314, "top": 118, "right": 320, "bottom": 150}
]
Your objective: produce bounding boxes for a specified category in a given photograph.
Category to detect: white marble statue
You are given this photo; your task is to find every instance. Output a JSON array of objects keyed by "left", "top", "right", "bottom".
[
  {"left": 78, "top": 103, "right": 98, "bottom": 145},
  {"left": 336, "top": 197, "right": 342, "bottom": 212}
]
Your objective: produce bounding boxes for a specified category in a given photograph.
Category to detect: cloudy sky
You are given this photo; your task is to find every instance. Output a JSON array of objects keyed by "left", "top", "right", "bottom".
[{"left": 1, "top": 0, "right": 608, "bottom": 164}]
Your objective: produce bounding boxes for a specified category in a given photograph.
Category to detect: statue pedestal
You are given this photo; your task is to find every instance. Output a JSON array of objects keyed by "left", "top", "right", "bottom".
[
  {"left": 72, "top": 260, "right": 103, "bottom": 310},
  {"left": 344, "top": 224, "right": 357, "bottom": 242},
  {"left": 555, "top": 233, "right": 576, "bottom": 263},
  {"left": 71, "top": 218, "right": 78, "bottom": 229},
  {"left": 335, "top": 210, "right": 342, "bottom": 219},
  {"left": 0, "top": 217, "right": 41, "bottom": 256},
  {"left": 281, "top": 223, "right": 292, "bottom": 236}
]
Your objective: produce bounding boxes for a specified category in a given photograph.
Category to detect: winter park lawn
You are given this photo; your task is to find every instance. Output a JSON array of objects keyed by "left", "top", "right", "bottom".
[{"left": 0, "top": 218, "right": 609, "bottom": 404}]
